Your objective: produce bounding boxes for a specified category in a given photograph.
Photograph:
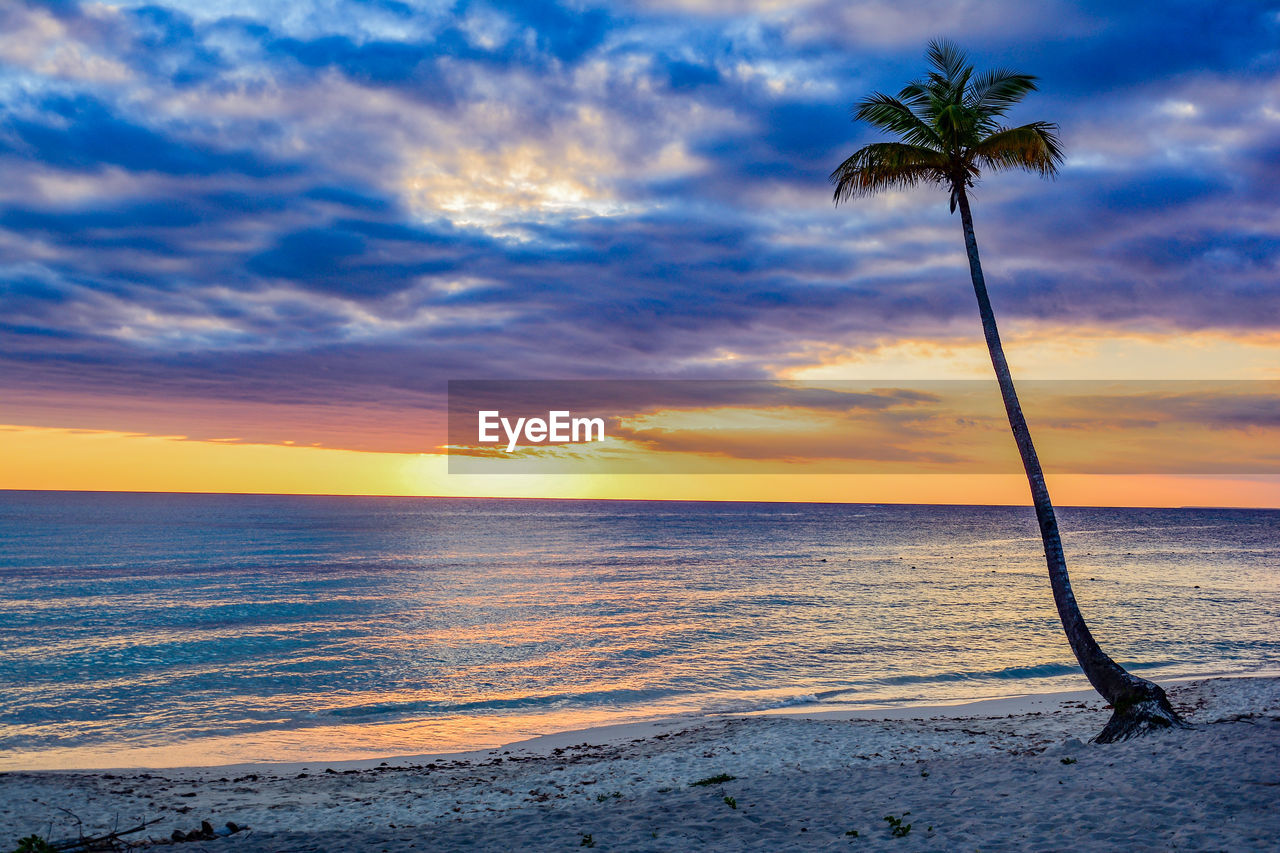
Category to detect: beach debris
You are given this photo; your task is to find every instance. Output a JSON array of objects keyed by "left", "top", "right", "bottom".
[
  {"left": 883, "top": 813, "right": 912, "bottom": 838},
  {"left": 689, "top": 773, "right": 736, "bottom": 787},
  {"left": 28, "top": 818, "right": 159, "bottom": 852},
  {"left": 163, "top": 821, "right": 248, "bottom": 845}
]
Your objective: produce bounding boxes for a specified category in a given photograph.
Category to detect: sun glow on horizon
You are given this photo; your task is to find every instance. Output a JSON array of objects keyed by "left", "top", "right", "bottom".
[{"left": 3, "top": 424, "right": 1279, "bottom": 509}]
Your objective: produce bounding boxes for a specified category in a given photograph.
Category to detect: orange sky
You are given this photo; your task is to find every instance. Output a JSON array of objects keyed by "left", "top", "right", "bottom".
[
  {"left": 4, "top": 330, "right": 1280, "bottom": 506},
  {"left": 4, "top": 422, "right": 1278, "bottom": 507},
  {"left": 4, "top": 325, "right": 1279, "bottom": 506}
]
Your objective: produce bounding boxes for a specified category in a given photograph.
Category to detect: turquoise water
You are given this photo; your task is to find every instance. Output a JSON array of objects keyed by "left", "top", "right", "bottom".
[{"left": 0, "top": 492, "right": 1276, "bottom": 768}]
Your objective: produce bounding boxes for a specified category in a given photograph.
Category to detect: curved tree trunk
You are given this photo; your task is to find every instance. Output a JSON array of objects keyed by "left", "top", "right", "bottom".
[{"left": 953, "top": 186, "right": 1185, "bottom": 742}]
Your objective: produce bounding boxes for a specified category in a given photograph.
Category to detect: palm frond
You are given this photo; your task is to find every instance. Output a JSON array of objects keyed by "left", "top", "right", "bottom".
[
  {"left": 830, "top": 142, "right": 950, "bottom": 203},
  {"left": 926, "top": 39, "right": 969, "bottom": 85},
  {"left": 970, "top": 122, "right": 1063, "bottom": 176},
  {"left": 966, "top": 69, "right": 1038, "bottom": 117},
  {"left": 833, "top": 41, "right": 1062, "bottom": 206},
  {"left": 935, "top": 102, "right": 978, "bottom": 143},
  {"left": 854, "top": 93, "right": 943, "bottom": 149},
  {"left": 927, "top": 64, "right": 971, "bottom": 107},
  {"left": 897, "top": 80, "right": 936, "bottom": 122}
]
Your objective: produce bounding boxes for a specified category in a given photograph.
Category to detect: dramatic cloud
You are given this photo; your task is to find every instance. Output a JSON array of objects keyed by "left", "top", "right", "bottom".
[
  {"left": 1, "top": 0, "right": 1277, "bottom": 450},
  {"left": 443, "top": 380, "right": 1280, "bottom": 474}
]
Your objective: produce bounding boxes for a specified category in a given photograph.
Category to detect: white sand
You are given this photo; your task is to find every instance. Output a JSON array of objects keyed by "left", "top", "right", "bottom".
[{"left": 3, "top": 676, "right": 1278, "bottom": 851}]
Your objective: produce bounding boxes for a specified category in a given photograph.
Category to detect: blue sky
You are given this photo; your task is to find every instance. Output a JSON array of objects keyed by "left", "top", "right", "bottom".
[{"left": 1, "top": 0, "right": 1278, "bottom": 455}]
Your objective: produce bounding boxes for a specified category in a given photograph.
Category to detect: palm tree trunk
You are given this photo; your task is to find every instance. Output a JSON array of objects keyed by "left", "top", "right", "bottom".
[{"left": 953, "top": 185, "right": 1184, "bottom": 742}]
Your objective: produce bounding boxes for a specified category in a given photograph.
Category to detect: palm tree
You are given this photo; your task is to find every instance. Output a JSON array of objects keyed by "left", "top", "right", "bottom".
[{"left": 830, "top": 40, "right": 1184, "bottom": 742}]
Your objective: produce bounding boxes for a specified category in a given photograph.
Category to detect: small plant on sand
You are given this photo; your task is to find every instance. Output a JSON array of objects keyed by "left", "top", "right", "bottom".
[
  {"left": 12, "top": 837, "right": 56, "bottom": 853},
  {"left": 690, "top": 773, "right": 736, "bottom": 787},
  {"left": 723, "top": 795, "right": 737, "bottom": 809},
  {"left": 884, "top": 813, "right": 912, "bottom": 838},
  {"left": 1060, "top": 757, "right": 1077, "bottom": 765},
  {"left": 579, "top": 832, "right": 595, "bottom": 848},
  {"left": 845, "top": 828, "right": 860, "bottom": 837},
  {"left": 595, "top": 791, "right": 622, "bottom": 802}
]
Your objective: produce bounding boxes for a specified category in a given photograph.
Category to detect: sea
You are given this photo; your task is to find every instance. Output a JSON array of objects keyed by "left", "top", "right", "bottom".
[{"left": 1, "top": 491, "right": 1276, "bottom": 770}]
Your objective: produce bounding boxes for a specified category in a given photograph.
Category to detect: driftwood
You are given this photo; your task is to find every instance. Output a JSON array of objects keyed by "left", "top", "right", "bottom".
[
  {"left": 37, "top": 817, "right": 248, "bottom": 850},
  {"left": 46, "top": 819, "right": 157, "bottom": 851}
]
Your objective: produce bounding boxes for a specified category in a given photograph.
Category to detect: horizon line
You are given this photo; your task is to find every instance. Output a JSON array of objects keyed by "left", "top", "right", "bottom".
[{"left": 2, "top": 487, "right": 1276, "bottom": 512}]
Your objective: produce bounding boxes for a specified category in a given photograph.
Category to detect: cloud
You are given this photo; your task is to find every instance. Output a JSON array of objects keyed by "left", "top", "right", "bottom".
[
  {"left": 0, "top": 0, "right": 1277, "bottom": 449},
  {"left": 441, "top": 380, "right": 1280, "bottom": 473},
  {"left": 1, "top": 94, "right": 282, "bottom": 177}
]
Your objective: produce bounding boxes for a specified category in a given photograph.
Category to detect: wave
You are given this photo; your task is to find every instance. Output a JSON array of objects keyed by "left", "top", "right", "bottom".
[
  {"left": 700, "top": 693, "right": 821, "bottom": 714},
  {"left": 319, "top": 686, "right": 683, "bottom": 719},
  {"left": 322, "top": 659, "right": 1187, "bottom": 720},
  {"left": 813, "top": 659, "right": 1183, "bottom": 700}
]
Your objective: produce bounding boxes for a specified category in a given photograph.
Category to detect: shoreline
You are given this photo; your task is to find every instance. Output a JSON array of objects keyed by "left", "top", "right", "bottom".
[
  {"left": 5, "top": 675, "right": 1278, "bottom": 850},
  {"left": 6, "top": 669, "right": 1278, "bottom": 776}
]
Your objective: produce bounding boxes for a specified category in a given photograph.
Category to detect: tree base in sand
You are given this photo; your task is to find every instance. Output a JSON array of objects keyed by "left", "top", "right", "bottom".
[{"left": 1093, "top": 685, "right": 1189, "bottom": 744}]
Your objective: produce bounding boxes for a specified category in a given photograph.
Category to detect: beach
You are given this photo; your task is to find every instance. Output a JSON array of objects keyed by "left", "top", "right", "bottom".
[
  {"left": 5, "top": 675, "right": 1278, "bottom": 851},
  {"left": 5, "top": 1, "right": 1280, "bottom": 849},
  {"left": 4, "top": 497, "right": 1278, "bottom": 850}
]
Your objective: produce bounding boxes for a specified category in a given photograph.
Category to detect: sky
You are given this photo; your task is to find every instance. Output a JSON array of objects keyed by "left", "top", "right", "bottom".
[{"left": 1, "top": 0, "right": 1279, "bottom": 504}]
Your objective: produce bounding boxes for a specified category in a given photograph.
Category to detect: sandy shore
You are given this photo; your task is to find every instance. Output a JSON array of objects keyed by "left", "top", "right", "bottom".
[{"left": 4, "top": 676, "right": 1278, "bottom": 851}]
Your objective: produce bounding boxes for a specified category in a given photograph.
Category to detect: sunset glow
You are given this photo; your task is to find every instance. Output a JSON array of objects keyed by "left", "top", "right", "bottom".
[{"left": 1, "top": 1, "right": 1277, "bottom": 506}]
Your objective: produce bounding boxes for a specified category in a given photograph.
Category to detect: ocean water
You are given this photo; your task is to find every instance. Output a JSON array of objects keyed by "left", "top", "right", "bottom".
[{"left": 0, "top": 491, "right": 1276, "bottom": 770}]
